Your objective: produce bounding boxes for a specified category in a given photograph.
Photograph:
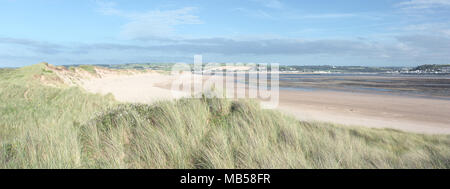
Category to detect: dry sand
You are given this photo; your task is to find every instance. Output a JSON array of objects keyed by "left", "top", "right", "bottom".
[
  {"left": 79, "top": 72, "right": 450, "bottom": 134},
  {"left": 81, "top": 72, "right": 189, "bottom": 103}
]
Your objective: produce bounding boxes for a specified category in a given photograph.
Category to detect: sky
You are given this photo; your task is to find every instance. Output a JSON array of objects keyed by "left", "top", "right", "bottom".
[{"left": 0, "top": 0, "right": 450, "bottom": 67}]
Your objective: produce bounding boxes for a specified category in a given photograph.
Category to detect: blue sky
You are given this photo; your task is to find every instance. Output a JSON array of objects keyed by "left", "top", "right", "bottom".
[{"left": 1, "top": 0, "right": 450, "bottom": 67}]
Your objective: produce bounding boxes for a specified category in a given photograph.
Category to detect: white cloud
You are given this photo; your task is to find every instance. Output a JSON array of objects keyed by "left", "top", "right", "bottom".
[
  {"left": 0, "top": 37, "right": 64, "bottom": 54},
  {"left": 298, "top": 13, "right": 356, "bottom": 19},
  {"left": 96, "top": 0, "right": 122, "bottom": 15},
  {"left": 251, "top": 0, "right": 284, "bottom": 9},
  {"left": 96, "top": 1, "right": 201, "bottom": 40},
  {"left": 234, "top": 8, "right": 362, "bottom": 20},
  {"left": 121, "top": 7, "right": 201, "bottom": 40},
  {"left": 397, "top": 0, "right": 450, "bottom": 10},
  {"left": 402, "top": 23, "right": 450, "bottom": 37},
  {"left": 233, "top": 8, "right": 275, "bottom": 19},
  {"left": 394, "top": 1, "right": 450, "bottom": 40}
]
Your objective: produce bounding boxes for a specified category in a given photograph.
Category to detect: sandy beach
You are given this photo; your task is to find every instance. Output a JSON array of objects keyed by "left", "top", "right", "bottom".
[
  {"left": 80, "top": 72, "right": 450, "bottom": 134},
  {"left": 81, "top": 72, "right": 189, "bottom": 103},
  {"left": 277, "top": 90, "right": 450, "bottom": 134}
]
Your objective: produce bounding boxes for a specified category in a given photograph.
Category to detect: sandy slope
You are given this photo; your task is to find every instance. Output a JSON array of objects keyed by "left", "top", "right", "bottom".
[{"left": 79, "top": 72, "right": 450, "bottom": 134}]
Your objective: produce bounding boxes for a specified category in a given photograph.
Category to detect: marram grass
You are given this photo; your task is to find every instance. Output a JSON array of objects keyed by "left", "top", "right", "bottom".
[
  {"left": 1, "top": 65, "right": 449, "bottom": 168},
  {"left": 78, "top": 98, "right": 450, "bottom": 169}
]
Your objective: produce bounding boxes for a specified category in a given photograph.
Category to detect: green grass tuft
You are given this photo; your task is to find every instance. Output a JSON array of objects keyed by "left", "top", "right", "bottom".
[{"left": 79, "top": 65, "right": 97, "bottom": 74}]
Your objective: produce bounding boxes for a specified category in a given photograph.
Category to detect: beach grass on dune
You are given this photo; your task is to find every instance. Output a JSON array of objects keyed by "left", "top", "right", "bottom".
[
  {"left": 1, "top": 64, "right": 449, "bottom": 168},
  {"left": 79, "top": 98, "right": 450, "bottom": 169},
  {"left": 0, "top": 65, "right": 116, "bottom": 168}
]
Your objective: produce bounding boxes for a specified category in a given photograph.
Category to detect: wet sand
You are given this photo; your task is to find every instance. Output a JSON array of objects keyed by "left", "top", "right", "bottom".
[
  {"left": 279, "top": 73, "right": 450, "bottom": 99},
  {"left": 277, "top": 89, "right": 450, "bottom": 134}
]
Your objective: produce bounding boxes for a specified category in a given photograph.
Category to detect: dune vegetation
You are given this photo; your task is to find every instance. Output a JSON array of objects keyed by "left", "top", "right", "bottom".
[{"left": 1, "top": 64, "right": 449, "bottom": 168}]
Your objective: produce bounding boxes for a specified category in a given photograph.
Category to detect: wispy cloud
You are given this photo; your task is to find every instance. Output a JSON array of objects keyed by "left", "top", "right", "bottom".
[
  {"left": 97, "top": 1, "right": 201, "bottom": 40},
  {"left": 393, "top": 1, "right": 450, "bottom": 39},
  {"left": 401, "top": 22, "right": 450, "bottom": 37},
  {"left": 234, "top": 9, "right": 364, "bottom": 21},
  {"left": 120, "top": 7, "right": 201, "bottom": 40},
  {"left": 251, "top": 0, "right": 284, "bottom": 9},
  {"left": 0, "top": 37, "right": 64, "bottom": 54},
  {"left": 397, "top": 0, "right": 450, "bottom": 10},
  {"left": 73, "top": 36, "right": 448, "bottom": 62},
  {"left": 3, "top": 34, "right": 450, "bottom": 66},
  {"left": 396, "top": 34, "right": 450, "bottom": 59},
  {"left": 96, "top": 0, "right": 122, "bottom": 15},
  {"left": 295, "top": 13, "right": 356, "bottom": 19},
  {"left": 232, "top": 8, "right": 275, "bottom": 19}
]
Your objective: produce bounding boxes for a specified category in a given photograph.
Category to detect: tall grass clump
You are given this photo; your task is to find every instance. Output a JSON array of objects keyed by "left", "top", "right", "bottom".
[
  {"left": 80, "top": 97, "right": 450, "bottom": 169},
  {"left": 0, "top": 65, "right": 115, "bottom": 168}
]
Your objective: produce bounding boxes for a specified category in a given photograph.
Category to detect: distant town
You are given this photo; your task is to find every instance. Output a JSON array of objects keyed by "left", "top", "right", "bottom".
[
  {"left": 278, "top": 64, "right": 450, "bottom": 74},
  {"left": 66, "top": 63, "right": 450, "bottom": 74}
]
